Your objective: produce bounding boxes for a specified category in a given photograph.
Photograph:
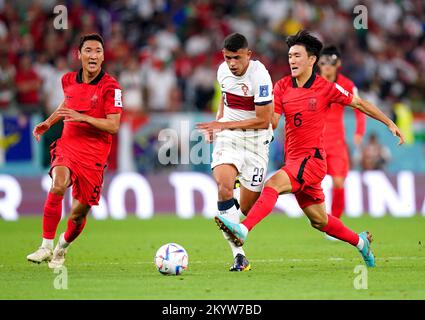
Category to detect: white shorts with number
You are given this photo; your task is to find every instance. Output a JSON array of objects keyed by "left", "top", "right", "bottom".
[{"left": 211, "top": 130, "right": 272, "bottom": 192}]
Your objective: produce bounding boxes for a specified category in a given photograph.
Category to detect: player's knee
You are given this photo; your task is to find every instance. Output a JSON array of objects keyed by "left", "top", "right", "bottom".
[
  {"left": 217, "top": 182, "right": 233, "bottom": 200},
  {"left": 333, "top": 177, "right": 345, "bottom": 189},
  {"left": 265, "top": 180, "right": 291, "bottom": 194},
  {"left": 310, "top": 216, "right": 328, "bottom": 230},
  {"left": 50, "top": 184, "right": 67, "bottom": 196},
  {"left": 333, "top": 181, "right": 344, "bottom": 189}
]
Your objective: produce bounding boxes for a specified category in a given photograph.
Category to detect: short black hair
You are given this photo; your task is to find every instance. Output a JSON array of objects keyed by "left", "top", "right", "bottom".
[
  {"left": 78, "top": 33, "right": 104, "bottom": 51},
  {"left": 321, "top": 45, "right": 341, "bottom": 59},
  {"left": 286, "top": 30, "right": 323, "bottom": 65},
  {"left": 223, "top": 33, "right": 248, "bottom": 52}
]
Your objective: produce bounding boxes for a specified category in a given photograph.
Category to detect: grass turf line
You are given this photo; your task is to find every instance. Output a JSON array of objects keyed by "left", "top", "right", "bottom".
[{"left": 0, "top": 215, "right": 424, "bottom": 299}]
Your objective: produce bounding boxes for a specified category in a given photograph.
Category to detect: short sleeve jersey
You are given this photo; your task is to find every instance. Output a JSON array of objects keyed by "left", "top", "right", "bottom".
[
  {"left": 217, "top": 60, "right": 273, "bottom": 138},
  {"left": 273, "top": 73, "right": 353, "bottom": 159},
  {"left": 60, "top": 69, "right": 123, "bottom": 168}
]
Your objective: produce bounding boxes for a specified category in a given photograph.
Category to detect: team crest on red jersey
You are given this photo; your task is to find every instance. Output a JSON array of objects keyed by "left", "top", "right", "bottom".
[
  {"left": 241, "top": 84, "right": 249, "bottom": 96},
  {"left": 308, "top": 98, "right": 317, "bottom": 111},
  {"left": 90, "top": 94, "right": 98, "bottom": 108}
]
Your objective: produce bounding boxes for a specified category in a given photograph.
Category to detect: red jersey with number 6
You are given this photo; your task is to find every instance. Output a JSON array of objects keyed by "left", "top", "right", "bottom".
[
  {"left": 274, "top": 73, "right": 353, "bottom": 160},
  {"left": 60, "top": 69, "right": 123, "bottom": 168}
]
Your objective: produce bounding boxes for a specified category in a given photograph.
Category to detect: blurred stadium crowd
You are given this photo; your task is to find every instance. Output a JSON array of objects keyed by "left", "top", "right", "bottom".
[
  {"left": 0, "top": 0, "right": 424, "bottom": 174},
  {"left": 1, "top": 0, "right": 424, "bottom": 116}
]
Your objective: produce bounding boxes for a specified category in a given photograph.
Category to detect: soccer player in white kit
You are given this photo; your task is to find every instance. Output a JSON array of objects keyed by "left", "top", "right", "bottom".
[{"left": 197, "top": 33, "right": 273, "bottom": 271}]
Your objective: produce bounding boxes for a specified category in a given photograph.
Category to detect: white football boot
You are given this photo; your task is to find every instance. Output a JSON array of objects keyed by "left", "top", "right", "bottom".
[
  {"left": 27, "top": 247, "right": 53, "bottom": 263},
  {"left": 48, "top": 234, "right": 68, "bottom": 269}
]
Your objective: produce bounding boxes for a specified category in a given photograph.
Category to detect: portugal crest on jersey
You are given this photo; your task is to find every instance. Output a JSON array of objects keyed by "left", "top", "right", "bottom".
[{"left": 241, "top": 83, "right": 249, "bottom": 96}]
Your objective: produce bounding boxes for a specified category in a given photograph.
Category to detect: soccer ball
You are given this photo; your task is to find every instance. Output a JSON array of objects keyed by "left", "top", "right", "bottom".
[{"left": 154, "top": 243, "right": 189, "bottom": 275}]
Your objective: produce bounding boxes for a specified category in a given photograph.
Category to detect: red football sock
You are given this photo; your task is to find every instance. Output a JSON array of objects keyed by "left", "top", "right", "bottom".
[
  {"left": 42, "top": 192, "right": 63, "bottom": 240},
  {"left": 242, "top": 187, "right": 279, "bottom": 231},
  {"left": 331, "top": 187, "right": 345, "bottom": 218},
  {"left": 64, "top": 217, "right": 87, "bottom": 243},
  {"left": 321, "top": 214, "right": 359, "bottom": 246}
]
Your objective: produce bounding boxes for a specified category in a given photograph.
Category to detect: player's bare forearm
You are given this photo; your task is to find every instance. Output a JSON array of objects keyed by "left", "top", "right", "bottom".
[
  {"left": 219, "top": 103, "right": 272, "bottom": 130},
  {"left": 46, "top": 116, "right": 62, "bottom": 128},
  {"left": 82, "top": 114, "right": 121, "bottom": 134},
  {"left": 216, "top": 97, "right": 224, "bottom": 120},
  {"left": 197, "top": 104, "right": 272, "bottom": 142},
  {"left": 350, "top": 96, "right": 405, "bottom": 145},
  {"left": 350, "top": 97, "right": 391, "bottom": 126},
  {"left": 33, "top": 101, "right": 66, "bottom": 141},
  {"left": 271, "top": 112, "right": 281, "bottom": 130},
  {"left": 56, "top": 107, "right": 121, "bottom": 134},
  {"left": 45, "top": 103, "right": 66, "bottom": 127},
  {"left": 221, "top": 117, "right": 270, "bottom": 130}
]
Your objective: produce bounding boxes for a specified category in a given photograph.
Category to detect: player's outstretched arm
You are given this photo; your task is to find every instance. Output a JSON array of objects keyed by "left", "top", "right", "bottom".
[
  {"left": 56, "top": 108, "right": 121, "bottom": 134},
  {"left": 33, "top": 100, "right": 66, "bottom": 142},
  {"left": 197, "top": 102, "right": 273, "bottom": 132},
  {"left": 349, "top": 96, "right": 404, "bottom": 145}
]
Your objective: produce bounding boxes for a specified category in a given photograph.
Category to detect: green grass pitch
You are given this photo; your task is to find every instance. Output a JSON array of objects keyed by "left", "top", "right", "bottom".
[{"left": 1, "top": 215, "right": 424, "bottom": 299}]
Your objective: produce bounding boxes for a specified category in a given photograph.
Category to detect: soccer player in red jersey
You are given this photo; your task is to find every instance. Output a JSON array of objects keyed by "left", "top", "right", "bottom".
[
  {"left": 27, "top": 34, "right": 123, "bottom": 268},
  {"left": 319, "top": 46, "right": 365, "bottom": 228},
  {"left": 215, "top": 30, "right": 404, "bottom": 267}
]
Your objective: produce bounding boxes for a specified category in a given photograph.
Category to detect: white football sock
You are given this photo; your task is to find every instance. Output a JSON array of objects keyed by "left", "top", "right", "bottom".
[
  {"left": 356, "top": 237, "right": 365, "bottom": 250},
  {"left": 219, "top": 204, "right": 246, "bottom": 258},
  {"left": 226, "top": 234, "right": 246, "bottom": 258},
  {"left": 58, "top": 233, "right": 70, "bottom": 249},
  {"left": 42, "top": 238, "right": 54, "bottom": 250},
  {"left": 219, "top": 203, "right": 238, "bottom": 219}
]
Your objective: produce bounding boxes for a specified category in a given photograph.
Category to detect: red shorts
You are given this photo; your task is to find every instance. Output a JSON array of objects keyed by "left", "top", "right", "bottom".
[
  {"left": 49, "top": 140, "right": 104, "bottom": 206},
  {"left": 326, "top": 146, "right": 349, "bottom": 177},
  {"left": 282, "top": 149, "right": 327, "bottom": 209}
]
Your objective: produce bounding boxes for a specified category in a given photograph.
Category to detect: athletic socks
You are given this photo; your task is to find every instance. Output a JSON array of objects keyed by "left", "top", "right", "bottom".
[
  {"left": 218, "top": 199, "right": 246, "bottom": 258},
  {"left": 321, "top": 214, "right": 359, "bottom": 246},
  {"left": 64, "top": 217, "right": 87, "bottom": 244},
  {"left": 42, "top": 192, "right": 63, "bottom": 241},
  {"left": 356, "top": 236, "right": 365, "bottom": 250},
  {"left": 58, "top": 233, "right": 70, "bottom": 249},
  {"left": 226, "top": 233, "right": 246, "bottom": 258},
  {"left": 242, "top": 187, "right": 279, "bottom": 231},
  {"left": 41, "top": 238, "right": 54, "bottom": 250},
  {"left": 331, "top": 187, "right": 345, "bottom": 219}
]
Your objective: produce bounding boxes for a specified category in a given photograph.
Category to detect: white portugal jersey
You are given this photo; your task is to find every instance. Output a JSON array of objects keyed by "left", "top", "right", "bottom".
[{"left": 217, "top": 60, "right": 273, "bottom": 138}]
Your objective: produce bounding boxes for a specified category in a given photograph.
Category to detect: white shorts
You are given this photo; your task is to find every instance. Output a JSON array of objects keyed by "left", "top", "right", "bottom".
[{"left": 211, "top": 131, "right": 272, "bottom": 192}]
